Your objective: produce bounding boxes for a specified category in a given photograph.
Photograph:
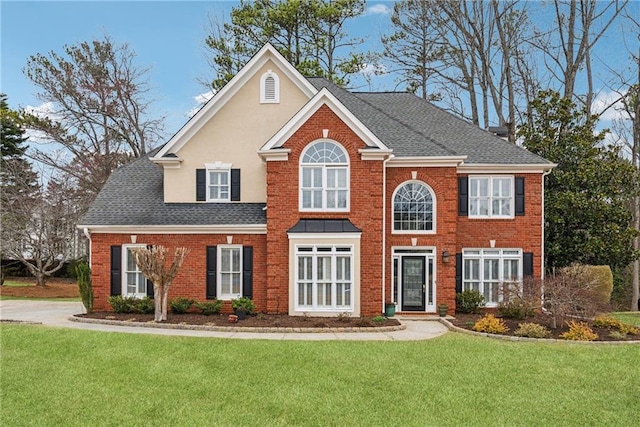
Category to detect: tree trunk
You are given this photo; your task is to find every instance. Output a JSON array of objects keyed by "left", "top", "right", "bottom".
[
  {"left": 162, "top": 286, "right": 170, "bottom": 321},
  {"left": 154, "top": 284, "right": 162, "bottom": 322},
  {"left": 35, "top": 271, "right": 46, "bottom": 287},
  {"left": 632, "top": 194, "right": 639, "bottom": 311}
]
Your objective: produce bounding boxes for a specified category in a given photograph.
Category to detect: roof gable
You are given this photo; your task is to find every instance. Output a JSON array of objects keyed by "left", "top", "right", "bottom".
[
  {"left": 153, "top": 43, "right": 318, "bottom": 160},
  {"left": 260, "top": 87, "right": 389, "bottom": 153}
]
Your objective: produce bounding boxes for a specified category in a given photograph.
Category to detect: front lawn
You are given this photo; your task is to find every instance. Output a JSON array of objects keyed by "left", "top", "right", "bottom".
[{"left": 1, "top": 325, "right": 638, "bottom": 426}]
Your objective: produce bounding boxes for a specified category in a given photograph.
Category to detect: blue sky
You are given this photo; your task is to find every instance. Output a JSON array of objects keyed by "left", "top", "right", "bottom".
[{"left": 1, "top": 0, "right": 638, "bottom": 140}]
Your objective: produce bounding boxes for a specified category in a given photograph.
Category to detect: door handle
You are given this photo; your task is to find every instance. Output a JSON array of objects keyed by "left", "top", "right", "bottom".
[{"left": 422, "top": 284, "right": 426, "bottom": 292}]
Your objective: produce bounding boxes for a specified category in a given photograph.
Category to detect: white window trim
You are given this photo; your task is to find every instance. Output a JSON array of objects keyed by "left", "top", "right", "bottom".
[
  {"left": 260, "top": 70, "right": 280, "bottom": 103},
  {"left": 122, "top": 244, "right": 147, "bottom": 298},
  {"left": 217, "top": 245, "right": 243, "bottom": 300},
  {"left": 391, "top": 180, "right": 436, "bottom": 234},
  {"left": 469, "top": 175, "right": 515, "bottom": 219},
  {"left": 294, "top": 244, "right": 354, "bottom": 312},
  {"left": 462, "top": 248, "right": 522, "bottom": 307},
  {"left": 205, "top": 162, "right": 232, "bottom": 202},
  {"left": 299, "top": 140, "right": 350, "bottom": 212}
]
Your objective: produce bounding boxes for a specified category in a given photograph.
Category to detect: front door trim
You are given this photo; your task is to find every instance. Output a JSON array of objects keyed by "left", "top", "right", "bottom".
[{"left": 392, "top": 247, "right": 436, "bottom": 313}]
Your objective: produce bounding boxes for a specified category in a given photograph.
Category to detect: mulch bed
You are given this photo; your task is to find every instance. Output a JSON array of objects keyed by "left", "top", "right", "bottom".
[
  {"left": 78, "top": 312, "right": 401, "bottom": 329},
  {"left": 0, "top": 278, "right": 79, "bottom": 298},
  {"left": 450, "top": 312, "right": 640, "bottom": 341}
]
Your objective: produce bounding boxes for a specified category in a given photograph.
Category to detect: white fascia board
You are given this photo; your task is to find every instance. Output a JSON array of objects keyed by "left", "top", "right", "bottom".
[
  {"left": 287, "top": 232, "right": 362, "bottom": 240},
  {"left": 257, "top": 148, "right": 291, "bottom": 162},
  {"left": 260, "top": 88, "right": 388, "bottom": 151},
  {"left": 149, "top": 156, "right": 183, "bottom": 168},
  {"left": 155, "top": 43, "right": 317, "bottom": 158},
  {"left": 78, "top": 224, "right": 267, "bottom": 234},
  {"left": 457, "top": 163, "right": 557, "bottom": 174},
  {"left": 386, "top": 156, "right": 467, "bottom": 168},
  {"left": 359, "top": 148, "right": 394, "bottom": 160}
]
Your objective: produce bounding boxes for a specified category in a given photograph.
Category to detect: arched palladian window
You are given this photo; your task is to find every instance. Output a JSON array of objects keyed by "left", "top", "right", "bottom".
[
  {"left": 393, "top": 181, "right": 435, "bottom": 232},
  {"left": 299, "top": 140, "right": 349, "bottom": 211},
  {"left": 260, "top": 70, "right": 279, "bottom": 103}
]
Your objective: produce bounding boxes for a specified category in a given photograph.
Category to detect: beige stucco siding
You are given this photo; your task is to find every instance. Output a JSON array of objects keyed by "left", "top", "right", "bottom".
[{"left": 164, "top": 59, "right": 310, "bottom": 202}]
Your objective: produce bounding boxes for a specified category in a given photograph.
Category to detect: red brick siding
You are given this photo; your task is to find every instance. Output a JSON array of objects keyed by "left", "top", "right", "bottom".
[
  {"left": 385, "top": 167, "right": 459, "bottom": 313},
  {"left": 266, "top": 105, "right": 384, "bottom": 315},
  {"left": 90, "top": 233, "right": 266, "bottom": 312}
]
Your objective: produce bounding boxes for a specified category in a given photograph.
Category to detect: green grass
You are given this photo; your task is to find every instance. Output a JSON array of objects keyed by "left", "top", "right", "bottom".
[
  {"left": 1, "top": 280, "right": 33, "bottom": 287},
  {"left": 1, "top": 325, "right": 638, "bottom": 426},
  {"left": 611, "top": 312, "right": 640, "bottom": 327}
]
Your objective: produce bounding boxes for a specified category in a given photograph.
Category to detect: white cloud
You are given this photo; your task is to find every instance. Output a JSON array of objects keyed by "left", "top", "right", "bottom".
[
  {"left": 359, "top": 62, "right": 387, "bottom": 76},
  {"left": 591, "top": 90, "right": 631, "bottom": 121},
  {"left": 367, "top": 4, "right": 391, "bottom": 15},
  {"left": 23, "top": 102, "right": 60, "bottom": 143},
  {"left": 187, "top": 90, "right": 216, "bottom": 118}
]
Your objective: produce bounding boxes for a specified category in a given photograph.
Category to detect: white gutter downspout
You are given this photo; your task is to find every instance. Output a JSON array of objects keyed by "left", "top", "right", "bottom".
[
  {"left": 83, "top": 227, "right": 92, "bottom": 267},
  {"left": 382, "top": 154, "right": 395, "bottom": 313}
]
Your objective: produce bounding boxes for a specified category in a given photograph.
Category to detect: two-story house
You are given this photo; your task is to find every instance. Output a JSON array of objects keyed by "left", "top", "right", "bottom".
[{"left": 79, "top": 44, "right": 554, "bottom": 316}]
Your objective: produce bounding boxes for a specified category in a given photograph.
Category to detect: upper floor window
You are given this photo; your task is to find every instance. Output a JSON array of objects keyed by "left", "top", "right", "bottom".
[
  {"left": 469, "top": 176, "right": 513, "bottom": 218},
  {"left": 299, "top": 140, "right": 349, "bottom": 211},
  {"left": 393, "top": 181, "right": 435, "bottom": 233},
  {"left": 260, "top": 70, "right": 279, "bottom": 103},
  {"left": 206, "top": 163, "right": 232, "bottom": 202}
]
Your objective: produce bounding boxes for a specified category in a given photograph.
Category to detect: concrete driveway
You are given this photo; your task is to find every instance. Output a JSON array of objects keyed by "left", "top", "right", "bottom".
[{"left": 0, "top": 300, "right": 448, "bottom": 341}]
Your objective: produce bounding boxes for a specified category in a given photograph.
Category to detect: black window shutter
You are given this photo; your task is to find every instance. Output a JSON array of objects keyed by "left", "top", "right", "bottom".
[
  {"left": 196, "top": 169, "right": 206, "bottom": 201},
  {"left": 523, "top": 252, "right": 534, "bottom": 277},
  {"left": 455, "top": 253, "right": 463, "bottom": 294},
  {"left": 458, "top": 177, "right": 468, "bottom": 216},
  {"left": 515, "top": 177, "right": 525, "bottom": 216},
  {"left": 146, "top": 245, "right": 154, "bottom": 297},
  {"left": 206, "top": 246, "right": 217, "bottom": 299},
  {"left": 242, "top": 246, "right": 253, "bottom": 299},
  {"left": 110, "top": 245, "right": 122, "bottom": 296},
  {"left": 231, "top": 169, "right": 241, "bottom": 201}
]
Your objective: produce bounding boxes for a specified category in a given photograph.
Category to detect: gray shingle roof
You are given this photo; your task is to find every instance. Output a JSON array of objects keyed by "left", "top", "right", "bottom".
[
  {"left": 79, "top": 150, "right": 266, "bottom": 226},
  {"left": 307, "top": 78, "right": 551, "bottom": 164}
]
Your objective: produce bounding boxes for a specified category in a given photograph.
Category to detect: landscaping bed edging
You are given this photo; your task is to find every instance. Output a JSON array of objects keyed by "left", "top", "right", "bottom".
[
  {"left": 70, "top": 315, "right": 407, "bottom": 333},
  {"left": 439, "top": 318, "right": 640, "bottom": 345}
]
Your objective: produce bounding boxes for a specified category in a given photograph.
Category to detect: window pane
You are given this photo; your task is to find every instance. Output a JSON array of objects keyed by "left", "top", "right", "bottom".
[
  {"left": 232, "top": 248, "right": 240, "bottom": 271},
  {"left": 221, "top": 249, "right": 230, "bottom": 270},
  {"left": 313, "top": 190, "right": 322, "bottom": 208},
  {"left": 137, "top": 273, "right": 146, "bottom": 294},
  {"left": 127, "top": 250, "right": 137, "bottom": 271},
  {"left": 232, "top": 273, "right": 241, "bottom": 294}
]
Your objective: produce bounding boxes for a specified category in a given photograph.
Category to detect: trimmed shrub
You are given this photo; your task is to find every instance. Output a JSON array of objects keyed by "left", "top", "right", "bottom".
[
  {"left": 472, "top": 314, "right": 509, "bottom": 334},
  {"left": 75, "top": 262, "right": 93, "bottom": 314},
  {"left": 372, "top": 315, "right": 386, "bottom": 324},
  {"left": 107, "top": 295, "right": 154, "bottom": 314},
  {"left": 170, "top": 297, "right": 194, "bottom": 314},
  {"left": 560, "top": 321, "right": 598, "bottom": 341},
  {"left": 133, "top": 297, "right": 154, "bottom": 314},
  {"left": 456, "top": 290, "right": 485, "bottom": 314},
  {"left": 231, "top": 297, "right": 256, "bottom": 315},
  {"left": 593, "top": 315, "right": 639, "bottom": 335},
  {"left": 589, "top": 265, "right": 614, "bottom": 305},
  {"left": 514, "top": 322, "right": 551, "bottom": 338},
  {"left": 194, "top": 300, "right": 224, "bottom": 315}
]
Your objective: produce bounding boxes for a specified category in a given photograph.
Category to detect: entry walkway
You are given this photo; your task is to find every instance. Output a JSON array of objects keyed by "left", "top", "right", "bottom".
[{"left": 0, "top": 300, "right": 448, "bottom": 341}]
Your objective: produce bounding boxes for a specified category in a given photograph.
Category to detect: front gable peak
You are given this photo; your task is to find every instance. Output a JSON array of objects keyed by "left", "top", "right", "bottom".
[
  {"left": 259, "top": 88, "right": 390, "bottom": 160},
  {"left": 152, "top": 43, "right": 318, "bottom": 162}
]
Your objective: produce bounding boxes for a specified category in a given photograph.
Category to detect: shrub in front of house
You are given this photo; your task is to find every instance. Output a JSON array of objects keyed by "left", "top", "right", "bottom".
[
  {"left": 231, "top": 297, "right": 255, "bottom": 315},
  {"left": 108, "top": 295, "right": 154, "bottom": 314},
  {"left": 170, "top": 297, "right": 194, "bottom": 314},
  {"left": 593, "top": 315, "right": 639, "bottom": 335},
  {"left": 472, "top": 314, "right": 509, "bottom": 334},
  {"left": 514, "top": 322, "right": 551, "bottom": 338},
  {"left": 194, "top": 300, "right": 224, "bottom": 315},
  {"left": 559, "top": 321, "right": 598, "bottom": 341},
  {"left": 456, "top": 290, "right": 485, "bottom": 313},
  {"left": 498, "top": 281, "right": 537, "bottom": 319}
]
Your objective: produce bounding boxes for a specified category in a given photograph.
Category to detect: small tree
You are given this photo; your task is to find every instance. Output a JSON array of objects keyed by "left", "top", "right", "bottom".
[
  {"left": 543, "top": 264, "right": 608, "bottom": 328},
  {"left": 130, "top": 246, "right": 188, "bottom": 322},
  {"left": 75, "top": 262, "right": 93, "bottom": 313}
]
